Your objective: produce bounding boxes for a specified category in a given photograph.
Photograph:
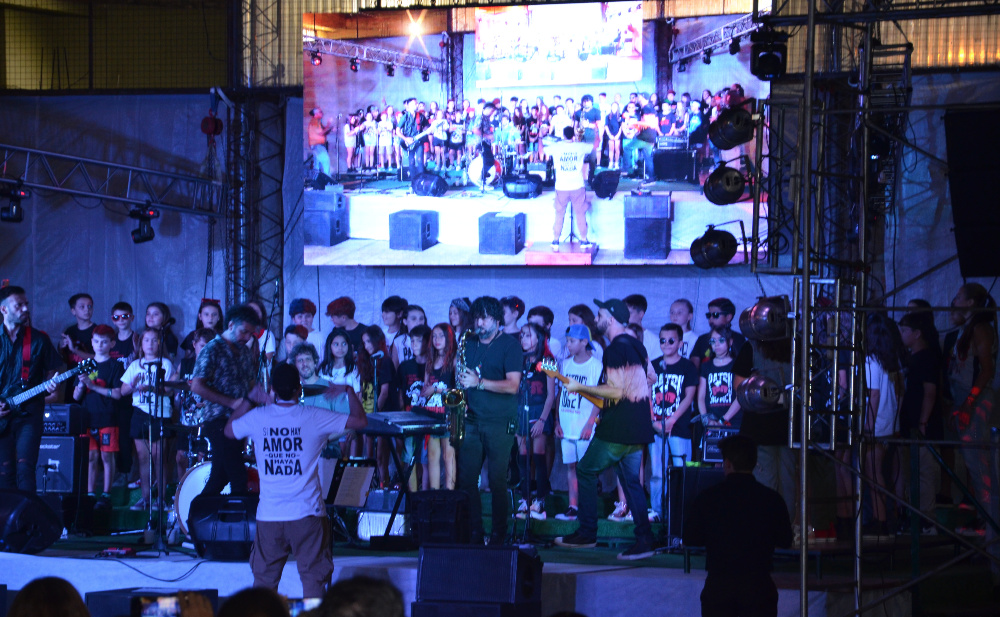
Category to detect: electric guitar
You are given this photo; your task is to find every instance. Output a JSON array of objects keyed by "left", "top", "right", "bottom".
[
  {"left": 0, "top": 358, "right": 97, "bottom": 435},
  {"left": 401, "top": 126, "right": 437, "bottom": 152},
  {"left": 536, "top": 358, "right": 606, "bottom": 409}
]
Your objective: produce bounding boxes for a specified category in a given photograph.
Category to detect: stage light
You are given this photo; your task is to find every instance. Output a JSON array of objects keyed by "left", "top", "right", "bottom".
[
  {"left": 703, "top": 164, "right": 747, "bottom": 205},
  {"left": 729, "top": 37, "right": 741, "bottom": 55},
  {"left": 310, "top": 51, "right": 322, "bottom": 66},
  {"left": 409, "top": 22, "right": 422, "bottom": 37},
  {"left": 702, "top": 49, "right": 712, "bottom": 65},
  {"left": 350, "top": 57, "right": 358, "bottom": 72},
  {"left": 0, "top": 183, "right": 28, "bottom": 223},
  {"left": 736, "top": 375, "right": 784, "bottom": 412},
  {"left": 708, "top": 108, "right": 755, "bottom": 150},
  {"left": 421, "top": 69, "right": 430, "bottom": 82},
  {"left": 750, "top": 29, "right": 789, "bottom": 81},
  {"left": 385, "top": 64, "right": 394, "bottom": 77},
  {"left": 677, "top": 60, "right": 687, "bottom": 73},
  {"left": 739, "top": 295, "right": 792, "bottom": 341},
  {"left": 690, "top": 227, "right": 738, "bottom": 268},
  {"left": 128, "top": 204, "right": 159, "bottom": 244}
]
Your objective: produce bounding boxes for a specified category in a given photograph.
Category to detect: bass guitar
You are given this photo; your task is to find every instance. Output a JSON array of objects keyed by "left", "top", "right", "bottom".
[
  {"left": 536, "top": 358, "right": 605, "bottom": 409},
  {"left": 0, "top": 358, "right": 97, "bottom": 435}
]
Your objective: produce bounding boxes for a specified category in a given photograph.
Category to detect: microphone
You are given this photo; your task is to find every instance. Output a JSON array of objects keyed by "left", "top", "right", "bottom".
[
  {"left": 164, "top": 317, "right": 177, "bottom": 327},
  {"left": 371, "top": 350, "right": 385, "bottom": 360}
]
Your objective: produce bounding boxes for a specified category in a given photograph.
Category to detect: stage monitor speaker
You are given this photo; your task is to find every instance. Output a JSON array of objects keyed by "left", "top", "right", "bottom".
[
  {"left": 304, "top": 190, "right": 349, "bottom": 247},
  {"left": 591, "top": 170, "right": 620, "bottom": 199},
  {"left": 412, "top": 172, "right": 449, "bottom": 197},
  {"left": 526, "top": 162, "right": 553, "bottom": 187},
  {"left": 417, "top": 545, "right": 542, "bottom": 606},
  {"left": 36, "top": 435, "right": 81, "bottom": 494},
  {"left": 501, "top": 174, "right": 541, "bottom": 199},
  {"left": 187, "top": 495, "right": 258, "bottom": 561},
  {"left": 944, "top": 110, "right": 1000, "bottom": 277},
  {"left": 390, "top": 210, "right": 439, "bottom": 251},
  {"left": 479, "top": 212, "right": 526, "bottom": 255},
  {"left": 666, "top": 466, "right": 725, "bottom": 541},
  {"left": 412, "top": 601, "right": 529, "bottom": 617},
  {"left": 410, "top": 490, "right": 470, "bottom": 545},
  {"left": 0, "top": 489, "right": 62, "bottom": 554},
  {"left": 624, "top": 218, "right": 671, "bottom": 260},
  {"left": 310, "top": 172, "right": 337, "bottom": 191},
  {"left": 624, "top": 193, "right": 672, "bottom": 219},
  {"left": 86, "top": 588, "right": 219, "bottom": 617},
  {"left": 653, "top": 149, "right": 697, "bottom": 182},
  {"left": 42, "top": 404, "right": 84, "bottom": 435}
]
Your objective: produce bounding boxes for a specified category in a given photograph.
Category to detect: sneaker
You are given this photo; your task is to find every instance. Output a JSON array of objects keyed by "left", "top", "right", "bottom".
[
  {"left": 956, "top": 521, "right": 986, "bottom": 537},
  {"left": 130, "top": 498, "right": 148, "bottom": 511},
  {"left": 555, "top": 506, "right": 579, "bottom": 521},
  {"left": 623, "top": 510, "right": 634, "bottom": 522},
  {"left": 617, "top": 540, "right": 655, "bottom": 561},
  {"left": 921, "top": 523, "right": 939, "bottom": 536},
  {"left": 647, "top": 509, "right": 660, "bottom": 523},
  {"left": 608, "top": 501, "right": 629, "bottom": 522},
  {"left": 515, "top": 498, "right": 529, "bottom": 520},
  {"left": 551, "top": 241, "right": 560, "bottom": 252},
  {"left": 529, "top": 499, "right": 547, "bottom": 521},
  {"left": 958, "top": 497, "right": 975, "bottom": 511},
  {"left": 127, "top": 478, "right": 141, "bottom": 490},
  {"left": 554, "top": 532, "right": 597, "bottom": 549},
  {"left": 580, "top": 240, "right": 594, "bottom": 249}
]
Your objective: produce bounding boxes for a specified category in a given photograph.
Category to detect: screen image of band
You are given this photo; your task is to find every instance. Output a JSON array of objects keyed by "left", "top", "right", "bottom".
[{"left": 303, "top": 7, "right": 769, "bottom": 267}]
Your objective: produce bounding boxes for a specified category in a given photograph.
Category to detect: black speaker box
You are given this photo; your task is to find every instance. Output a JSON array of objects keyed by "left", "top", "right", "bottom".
[
  {"left": 36, "top": 435, "right": 82, "bottom": 494},
  {"left": 653, "top": 149, "right": 697, "bottom": 182},
  {"left": 624, "top": 218, "right": 671, "bottom": 260},
  {"left": 591, "top": 169, "right": 620, "bottom": 199},
  {"left": 304, "top": 190, "right": 349, "bottom": 247},
  {"left": 390, "top": 210, "right": 439, "bottom": 251},
  {"left": 526, "top": 161, "right": 553, "bottom": 187},
  {"left": 85, "top": 588, "right": 219, "bottom": 617},
  {"left": 410, "top": 490, "right": 470, "bottom": 545},
  {"left": 412, "top": 172, "right": 449, "bottom": 197},
  {"left": 478, "top": 212, "right": 526, "bottom": 255},
  {"left": 417, "top": 545, "right": 542, "bottom": 605},
  {"left": 624, "top": 193, "right": 672, "bottom": 219},
  {"left": 0, "top": 489, "right": 62, "bottom": 554},
  {"left": 666, "top": 466, "right": 725, "bottom": 540},
  {"left": 43, "top": 404, "right": 84, "bottom": 435},
  {"left": 412, "top": 601, "right": 531, "bottom": 617},
  {"left": 945, "top": 110, "right": 1000, "bottom": 277},
  {"left": 187, "top": 494, "right": 258, "bottom": 561},
  {"left": 501, "top": 175, "right": 541, "bottom": 199}
]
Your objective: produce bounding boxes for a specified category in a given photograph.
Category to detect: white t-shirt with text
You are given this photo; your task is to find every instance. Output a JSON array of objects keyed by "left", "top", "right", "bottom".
[
  {"left": 557, "top": 355, "right": 604, "bottom": 439},
  {"left": 547, "top": 140, "right": 593, "bottom": 191},
  {"left": 122, "top": 358, "right": 174, "bottom": 418}
]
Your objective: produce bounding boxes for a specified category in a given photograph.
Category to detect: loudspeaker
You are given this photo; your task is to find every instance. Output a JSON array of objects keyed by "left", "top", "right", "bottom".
[
  {"left": 416, "top": 545, "right": 542, "bottom": 605},
  {"left": 410, "top": 490, "right": 470, "bottom": 545},
  {"left": 526, "top": 162, "right": 553, "bottom": 187},
  {"left": 304, "top": 190, "right": 349, "bottom": 247},
  {"left": 390, "top": 210, "right": 439, "bottom": 251},
  {"left": 501, "top": 175, "right": 541, "bottom": 199},
  {"left": 479, "top": 212, "right": 526, "bottom": 255},
  {"left": 666, "top": 466, "right": 725, "bottom": 540},
  {"left": 187, "top": 495, "right": 258, "bottom": 561},
  {"left": 591, "top": 170, "right": 620, "bottom": 199},
  {"left": 42, "top": 404, "right": 84, "bottom": 435},
  {"left": 624, "top": 193, "right": 672, "bottom": 219},
  {"left": 0, "top": 489, "right": 62, "bottom": 554},
  {"left": 653, "top": 149, "right": 697, "bottom": 182},
  {"left": 412, "top": 602, "right": 527, "bottom": 617},
  {"left": 412, "top": 172, "right": 449, "bottom": 197},
  {"left": 945, "top": 110, "right": 1000, "bottom": 277},
  {"left": 310, "top": 172, "right": 337, "bottom": 190},
  {"left": 36, "top": 435, "right": 81, "bottom": 493},
  {"left": 86, "top": 588, "right": 219, "bottom": 617},
  {"left": 624, "top": 218, "right": 671, "bottom": 260}
]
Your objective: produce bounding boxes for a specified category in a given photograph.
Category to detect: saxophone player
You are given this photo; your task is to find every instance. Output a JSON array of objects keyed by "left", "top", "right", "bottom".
[{"left": 455, "top": 296, "right": 522, "bottom": 546}]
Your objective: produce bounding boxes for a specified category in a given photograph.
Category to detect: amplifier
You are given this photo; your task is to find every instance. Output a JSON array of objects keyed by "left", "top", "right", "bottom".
[
  {"left": 701, "top": 427, "right": 741, "bottom": 463},
  {"left": 652, "top": 149, "right": 697, "bottom": 182},
  {"left": 43, "top": 404, "right": 83, "bottom": 435},
  {"left": 36, "top": 436, "right": 82, "bottom": 493},
  {"left": 656, "top": 135, "right": 688, "bottom": 150}
]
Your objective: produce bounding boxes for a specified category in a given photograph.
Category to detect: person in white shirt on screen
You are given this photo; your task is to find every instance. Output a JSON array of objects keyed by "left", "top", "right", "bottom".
[{"left": 548, "top": 125, "right": 595, "bottom": 251}]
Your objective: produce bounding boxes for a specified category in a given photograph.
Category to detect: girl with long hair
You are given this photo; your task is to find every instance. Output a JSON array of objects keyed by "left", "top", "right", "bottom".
[
  {"left": 423, "top": 323, "right": 458, "bottom": 489},
  {"left": 514, "top": 322, "right": 556, "bottom": 521},
  {"left": 180, "top": 299, "right": 223, "bottom": 358},
  {"left": 144, "top": 301, "right": 178, "bottom": 360},
  {"left": 359, "top": 325, "right": 395, "bottom": 485},
  {"left": 448, "top": 298, "right": 472, "bottom": 340},
  {"left": 318, "top": 328, "right": 361, "bottom": 456}
]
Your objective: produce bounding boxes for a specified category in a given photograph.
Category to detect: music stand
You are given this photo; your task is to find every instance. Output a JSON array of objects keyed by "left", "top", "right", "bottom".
[{"left": 326, "top": 458, "right": 376, "bottom": 546}]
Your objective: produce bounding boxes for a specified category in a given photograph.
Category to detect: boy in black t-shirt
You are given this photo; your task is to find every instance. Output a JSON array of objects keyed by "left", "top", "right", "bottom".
[
  {"left": 73, "top": 325, "right": 123, "bottom": 509},
  {"left": 62, "top": 292, "right": 96, "bottom": 402}
]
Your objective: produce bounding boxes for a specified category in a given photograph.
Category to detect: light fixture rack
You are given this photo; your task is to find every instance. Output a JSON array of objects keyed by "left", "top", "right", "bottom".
[{"left": 304, "top": 37, "right": 441, "bottom": 73}]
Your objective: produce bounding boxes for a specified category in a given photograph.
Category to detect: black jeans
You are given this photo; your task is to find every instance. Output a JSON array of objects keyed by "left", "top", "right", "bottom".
[
  {"left": 701, "top": 576, "right": 779, "bottom": 617},
  {"left": 201, "top": 415, "right": 248, "bottom": 496},
  {"left": 0, "top": 408, "right": 43, "bottom": 492},
  {"left": 457, "top": 419, "right": 515, "bottom": 541}
]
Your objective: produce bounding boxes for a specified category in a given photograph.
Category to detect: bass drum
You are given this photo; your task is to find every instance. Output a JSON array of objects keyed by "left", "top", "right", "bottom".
[
  {"left": 467, "top": 155, "right": 502, "bottom": 189},
  {"left": 173, "top": 462, "right": 260, "bottom": 536}
]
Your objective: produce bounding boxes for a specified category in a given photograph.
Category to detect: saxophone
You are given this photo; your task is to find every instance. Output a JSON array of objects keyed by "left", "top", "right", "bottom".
[{"left": 443, "top": 329, "right": 471, "bottom": 448}]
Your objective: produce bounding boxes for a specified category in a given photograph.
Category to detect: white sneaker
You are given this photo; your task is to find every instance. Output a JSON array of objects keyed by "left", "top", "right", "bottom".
[
  {"left": 515, "top": 498, "right": 529, "bottom": 520},
  {"left": 647, "top": 509, "right": 660, "bottom": 523},
  {"left": 608, "top": 501, "right": 629, "bottom": 522},
  {"left": 529, "top": 499, "right": 547, "bottom": 520}
]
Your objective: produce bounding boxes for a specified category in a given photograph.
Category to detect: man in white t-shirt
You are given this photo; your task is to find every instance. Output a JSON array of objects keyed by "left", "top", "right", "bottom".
[
  {"left": 548, "top": 125, "right": 595, "bottom": 251},
  {"left": 554, "top": 324, "right": 604, "bottom": 521},
  {"left": 226, "top": 362, "right": 366, "bottom": 598}
]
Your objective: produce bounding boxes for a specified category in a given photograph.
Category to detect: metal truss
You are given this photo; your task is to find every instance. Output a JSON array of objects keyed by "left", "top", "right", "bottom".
[
  {"left": 304, "top": 37, "right": 442, "bottom": 73},
  {"left": 767, "top": 0, "right": 1000, "bottom": 25},
  {"left": 668, "top": 13, "right": 765, "bottom": 65},
  {"left": 0, "top": 143, "right": 225, "bottom": 218},
  {"left": 242, "top": 0, "right": 286, "bottom": 87}
]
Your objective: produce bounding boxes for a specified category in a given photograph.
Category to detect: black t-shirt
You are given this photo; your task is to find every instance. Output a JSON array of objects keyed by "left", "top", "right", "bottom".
[
  {"left": 345, "top": 323, "right": 368, "bottom": 354},
  {"left": 595, "top": 334, "right": 654, "bottom": 445},
  {"left": 424, "top": 363, "right": 454, "bottom": 414},
  {"left": 901, "top": 348, "right": 943, "bottom": 439},
  {"left": 81, "top": 358, "right": 125, "bottom": 428},
  {"left": 362, "top": 357, "right": 395, "bottom": 414},
  {"left": 465, "top": 333, "right": 522, "bottom": 422},
  {"left": 692, "top": 330, "right": 747, "bottom": 367},
  {"left": 520, "top": 357, "right": 549, "bottom": 414},
  {"left": 701, "top": 358, "right": 738, "bottom": 426},
  {"left": 651, "top": 356, "right": 699, "bottom": 439},
  {"left": 63, "top": 324, "right": 96, "bottom": 368},
  {"left": 397, "top": 358, "right": 426, "bottom": 411},
  {"left": 0, "top": 326, "right": 62, "bottom": 416},
  {"left": 110, "top": 333, "right": 137, "bottom": 369}
]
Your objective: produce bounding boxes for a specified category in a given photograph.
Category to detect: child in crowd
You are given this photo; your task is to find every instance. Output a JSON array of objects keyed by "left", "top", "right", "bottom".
[
  {"left": 380, "top": 295, "right": 408, "bottom": 351},
  {"left": 360, "top": 326, "right": 396, "bottom": 485},
  {"left": 670, "top": 298, "right": 698, "bottom": 359},
  {"left": 527, "top": 305, "right": 562, "bottom": 360},
  {"left": 423, "top": 323, "right": 457, "bottom": 490},
  {"left": 501, "top": 296, "right": 525, "bottom": 336},
  {"left": 180, "top": 299, "right": 223, "bottom": 358},
  {"left": 448, "top": 298, "right": 472, "bottom": 341},
  {"left": 515, "top": 322, "right": 555, "bottom": 521},
  {"left": 73, "top": 325, "right": 123, "bottom": 509},
  {"left": 290, "top": 298, "right": 325, "bottom": 352},
  {"left": 61, "top": 292, "right": 96, "bottom": 401},
  {"left": 397, "top": 324, "right": 429, "bottom": 490},
  {"left": 145, "top": 302, "right": 179, "bottom": 359},
  {"left": 318, "top": 328, "right": 361, "bottom": 457},
  {"left": 697, "top": 326, "right": 741, "bottom": 429},
  {"left": 391, "top": 305, "right": 427, "bottom": 368},
  {"left": 277, "top": 325, "right": 307, "bottom": 364}
]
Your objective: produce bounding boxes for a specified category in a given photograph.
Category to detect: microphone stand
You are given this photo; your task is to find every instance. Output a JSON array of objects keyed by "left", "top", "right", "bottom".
[{"left": 146, "top": 327, "right": 170, "bottom": 554}]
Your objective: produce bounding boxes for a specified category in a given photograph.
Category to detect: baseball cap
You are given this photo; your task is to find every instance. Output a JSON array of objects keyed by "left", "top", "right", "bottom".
[
  {"left": 566, "top": 323, "right": 593, "bottom": 349},
  {"left": 594, "top": 298, "right": 629, "bottom": 325}
]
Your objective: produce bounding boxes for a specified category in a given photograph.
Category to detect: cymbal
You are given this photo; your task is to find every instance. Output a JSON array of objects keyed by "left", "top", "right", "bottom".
[
  {"left": 164, "top": 380, "right": 191, "bottom": 391},
  {"left": 302, "top": 383, "right": 329, "bottom": 397}
]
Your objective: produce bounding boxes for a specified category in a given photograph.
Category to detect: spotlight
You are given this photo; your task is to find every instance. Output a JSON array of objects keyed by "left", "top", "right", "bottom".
[
  {"left": 677, "top": 60, "right": 687, "bottom": 73},
  {"left": 310, "top": 51, "right": 322, "bottom": 66},
  {"left": 750, "top": 29, "right": 789, "bottom": 81},
  {"left": 385, "top": 64, "right": 394, "bottom": 77},
  {"left": 729, "top": 37, "right": 741, "bottom": 55},
  {"left": 421, "top": 68, "right": 430, "bottom": 82},
  {"left": 128, "top": 204, "right": 159, "bottom": 244},
  {"left": 349, "top": 57, "right": 358, "bottom": 72},
  {"left": 0, "top": 183, "right": 29, "bottom": 223},
  {"left": 736, "top": 375, "right": 785, "bottom": 412},
  {"left": 703, "top": 164, "right": 747, "bottom": 205},
  {"left": 702, "top": 49, "right": 712, "bottom": 65},
  {"left": 708, "top": 107, "right": 755, "bottom": 150},
  {"left": 739, "top": 295, "right": 792, "bottom": 341},
  {"left": 690, "top": 227, "right": 738, "bottom": 268}
]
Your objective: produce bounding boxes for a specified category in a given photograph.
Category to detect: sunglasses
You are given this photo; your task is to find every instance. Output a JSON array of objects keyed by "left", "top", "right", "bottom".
[
  {"left": 709, "top": 337, "right": 728, "bottom": 345},
  {"left": 112, "top": 314, "right": 132, "bottom": 321},
  {"left": 705, "top": 311, "right": 727, "bottom": 319},
  {"left": 659, "top": 337, "right": 677, "bottom": 345}
]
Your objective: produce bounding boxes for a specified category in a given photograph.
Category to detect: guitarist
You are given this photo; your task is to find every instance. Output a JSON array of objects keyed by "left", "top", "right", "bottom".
[
  {"left": 397, "top": 98, "right": 427, "bottom": 180},
  {"left": 0, "top": 286, "right": 61, "bottom": 492}
]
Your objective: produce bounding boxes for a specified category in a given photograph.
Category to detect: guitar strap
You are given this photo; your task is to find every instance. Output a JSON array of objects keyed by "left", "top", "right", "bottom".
[{"left": 20, "top": 327, "right": 31, "bottom": 385}]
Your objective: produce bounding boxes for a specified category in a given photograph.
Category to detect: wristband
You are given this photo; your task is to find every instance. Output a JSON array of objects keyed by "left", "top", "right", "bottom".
[{"left": 477, "top": 380, "right": 485, "bottom": 391}]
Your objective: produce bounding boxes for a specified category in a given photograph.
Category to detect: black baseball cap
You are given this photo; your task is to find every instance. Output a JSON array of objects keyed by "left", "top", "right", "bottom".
[{"left": 594, "top": 298, "right": 629, "bottom": 325}]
